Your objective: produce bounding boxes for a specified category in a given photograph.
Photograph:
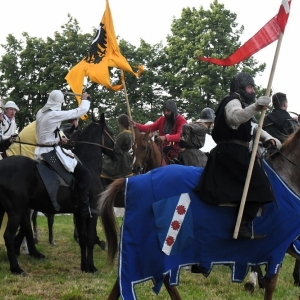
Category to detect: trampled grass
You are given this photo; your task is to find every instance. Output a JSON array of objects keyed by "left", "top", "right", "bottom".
[{"left": 0, "top": 215, "right": 299, "bottom": 300}]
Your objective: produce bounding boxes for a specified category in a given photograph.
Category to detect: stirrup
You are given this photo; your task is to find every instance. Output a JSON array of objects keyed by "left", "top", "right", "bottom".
[{"left": 237, "top": 221, "right": 266, "bottom": 240}]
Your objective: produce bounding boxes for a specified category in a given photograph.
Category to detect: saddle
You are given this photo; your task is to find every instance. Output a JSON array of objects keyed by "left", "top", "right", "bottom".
[{"left": 36, "top": 150, "right": 75, "bottom": 212}]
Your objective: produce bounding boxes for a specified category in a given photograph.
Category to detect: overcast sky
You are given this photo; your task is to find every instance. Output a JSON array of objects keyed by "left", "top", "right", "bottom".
[{"left": 0, "top": 0, "right": 298, "bottom": 115}]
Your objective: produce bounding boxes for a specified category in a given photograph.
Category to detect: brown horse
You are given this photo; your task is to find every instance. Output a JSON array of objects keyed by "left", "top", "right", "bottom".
[
  {"left": 98, "top": 127, "right": 300, "bottom": 300},
  {"left": 132, "top": 127, "right": 168, "bottom": 174}
]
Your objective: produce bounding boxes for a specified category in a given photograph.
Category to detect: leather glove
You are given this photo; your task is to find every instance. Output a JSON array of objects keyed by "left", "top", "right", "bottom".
[{"left": 255, "top": 96, "right": 271, "bottom": 107}]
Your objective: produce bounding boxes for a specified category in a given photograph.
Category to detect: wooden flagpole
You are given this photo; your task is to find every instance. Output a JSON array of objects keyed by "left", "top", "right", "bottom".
[
  {"left": 121, "top": 71, "right": 135, "bottom": 140},
  {"left": 233, "top": 32, "right": 284, "bottom": 239}
]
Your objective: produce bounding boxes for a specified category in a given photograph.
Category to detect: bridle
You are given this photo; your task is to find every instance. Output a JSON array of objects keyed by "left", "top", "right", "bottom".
[
  {"left": 133, "top": 137, "right": 152, "bottom": 173},
  {"left": 71, "top": 127, "right": 117, "bottom": 153},
  {"left": 13, "top": 122, "right": 117, "bottom": 154},
  {"left": 260, "top": 146, "right": 300, "bottom": 171}
]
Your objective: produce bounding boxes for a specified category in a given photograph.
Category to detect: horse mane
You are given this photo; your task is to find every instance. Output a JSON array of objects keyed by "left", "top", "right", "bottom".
[{"left": 280, "top": 127, "right": 300, "bottom": 153}]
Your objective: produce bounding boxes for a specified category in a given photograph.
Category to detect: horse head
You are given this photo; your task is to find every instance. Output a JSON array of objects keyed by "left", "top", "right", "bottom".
[
  {"left": 132, "top": 128, "right": 153, "bottom": 174},
  {"left": 72, "top": 113, "right": 122, "bottom": 163}
]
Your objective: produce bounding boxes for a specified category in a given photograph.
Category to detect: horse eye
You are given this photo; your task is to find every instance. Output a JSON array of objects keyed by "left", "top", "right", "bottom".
[{"left": 142, "top": 146, "right": 147, "bottom": 150}]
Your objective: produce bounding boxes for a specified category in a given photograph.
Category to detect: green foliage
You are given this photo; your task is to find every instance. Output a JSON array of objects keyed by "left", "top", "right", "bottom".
[
  {"left": 0, "top": 0, "right": 268, "bottom": 131},
  {"left": 165, "top": 0, "right": 266, "bottom": 120}
]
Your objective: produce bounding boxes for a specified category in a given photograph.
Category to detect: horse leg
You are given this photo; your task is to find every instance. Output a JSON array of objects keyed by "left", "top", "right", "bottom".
[
  {"left": 46, "top": 213, "right": 56, "bottom": 246},
  {"left": 94, "top": 217, "right": 106, "bottom": 250},
  {"left": 293, "top": 259, "right": 300, "bottom": 286},
  {"left": 244, "top": 267, "right": 258, "bottom": 294},
  {"left": 106, "top": 277, "right": 120, "bottom": 300},
  {"left": 94, "top": 234, "right": 106, "bottom": 250},
  {"left": 14, "top": 209, "right": 32, "bottom": 256},
  {"left": 164, "top": 275, "right": 182, "bottom": 300},
  {"left": 263, "top": 270, "right": 280, "bottom": 300},
  {"left": 257, "top": 265, "right": 266, "bottom": 289},
  {"left": 85, "top": 215, "right": 98, "bottom": 273},
  {"left": 31, "top": 210, "right": 39, "bottom": 244},
  {"left": 244, "top": 265, "right": 266, "bottom": 293},
  {"left": 74, "top": 214, "right": 98, "bottom": 273},
  {"left": 73, "top": 214, "right": 79, "bottom": 243},
  {"left": 4, "top": 212, "right": 26, "bottom": 275},
  {"left": 16, "top": 209, "right": 45, "bottom": 260},
  {"left": 0, "top": 210, "right": 4, "bottom": 225}
]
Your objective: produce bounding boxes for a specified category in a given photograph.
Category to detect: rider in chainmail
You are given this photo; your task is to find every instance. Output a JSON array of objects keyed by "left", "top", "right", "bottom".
[
  {"left": 179, "top": 108, "right": 215, "bottom": 167},
  {"left": 194, "top": 72, "right": 282, "bottom": 240}
]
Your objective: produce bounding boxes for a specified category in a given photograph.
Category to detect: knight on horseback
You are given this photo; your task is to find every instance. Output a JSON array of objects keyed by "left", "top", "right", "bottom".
[
  {"left": 179, "top": 107, "right": 215, "bottom": 167},
  {"left": 34, "top": 90, "right": 92, "bottom": 220},
  {"left": 194, "top": 72, "right": 282, "bottom": 240},
  {"left": 130, "top": 99, "right": 187, "bottom": 164}
]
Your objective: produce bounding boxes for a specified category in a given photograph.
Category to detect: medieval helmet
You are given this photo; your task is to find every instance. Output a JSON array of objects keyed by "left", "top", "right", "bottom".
[
  {"left": 162, "top": 100, "right": 178, "bottom": 118},
  {"left": 197, "top": 108, "right": 215, "bottom": 122},
  {"left": 230, "top": 72, "right": 256, "bottom": 104}
]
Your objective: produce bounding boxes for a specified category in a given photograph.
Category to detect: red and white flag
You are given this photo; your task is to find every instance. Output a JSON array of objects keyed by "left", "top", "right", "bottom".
[{"left": 198, "top": 0, "right": 292, "bottom": 66}]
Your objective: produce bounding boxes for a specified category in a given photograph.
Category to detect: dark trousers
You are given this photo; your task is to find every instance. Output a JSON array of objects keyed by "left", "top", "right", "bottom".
[{"left": 243, "top": 202, "right": 262, "bottom": 220}]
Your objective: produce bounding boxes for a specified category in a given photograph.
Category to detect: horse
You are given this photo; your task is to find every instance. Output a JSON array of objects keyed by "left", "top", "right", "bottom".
[
  {"left": 98, "top": 127, "right": 300, "bottom": 300},
  {"left": 0, "top": 113, "right": 121, "bottom": 275},
  {"left": 244, "top": 138, "right": 300, "bottom": 293},
  {"left": 132, "top": 127, "right": 168, "bottom": 174}
]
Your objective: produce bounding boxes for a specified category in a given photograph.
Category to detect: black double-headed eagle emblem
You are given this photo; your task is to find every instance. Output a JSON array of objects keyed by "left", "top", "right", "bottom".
[{"left": 85, "top": 22, "right": 107, "bottom": 64}]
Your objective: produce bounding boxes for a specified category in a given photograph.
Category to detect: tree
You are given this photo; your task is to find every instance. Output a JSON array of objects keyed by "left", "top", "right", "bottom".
[
  {"left": 0, "top": 3, "right": 269, "bottom": 132},
  {"left": 0, "top": 15, "right": 95, "bottom": 131},
  {"left": 164, "top": 0, "right": 266, "bottom": 121}
]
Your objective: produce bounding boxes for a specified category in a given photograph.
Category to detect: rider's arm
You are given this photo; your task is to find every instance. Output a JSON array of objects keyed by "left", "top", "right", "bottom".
[
  {"left": 252, "top": 123, "right": 282, "bottom": 149},
  {"left": 225, "top": 100, "right": 258, "bottom": 129},
  {"left": 165, "top": 115, "right": 187, "bottom": 143}
]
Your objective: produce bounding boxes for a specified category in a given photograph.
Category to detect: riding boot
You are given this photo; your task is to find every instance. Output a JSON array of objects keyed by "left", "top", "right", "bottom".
[
  {"left": 237, "top": 215, "right": 266, "bottom": 240},
  {"left": 79, "top": 190, "right": 92, "bottom": 219}
]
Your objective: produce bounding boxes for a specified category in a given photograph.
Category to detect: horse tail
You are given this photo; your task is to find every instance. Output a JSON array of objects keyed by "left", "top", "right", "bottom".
[{"left": 98, "top": 178, "right": 125, "bottom": 263}]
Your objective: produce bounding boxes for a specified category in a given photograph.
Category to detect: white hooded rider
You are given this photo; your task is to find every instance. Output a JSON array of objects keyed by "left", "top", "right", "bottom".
[{"left": 34, "top": 90, "right": 92, "bottom": 220}]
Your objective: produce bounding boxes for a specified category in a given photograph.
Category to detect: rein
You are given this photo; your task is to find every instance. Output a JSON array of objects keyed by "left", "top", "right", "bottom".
[
  {"left": 143, "top": 138, "right": 152, "bottom": 161},
  {"left": 260, "top": 147, "right": 300, "bottom": 171},
  {"left": 277, "top": 149, "right": 300, "bottom": 170},
  {"left": 12, "top": 126, "right": 117, "bottom": 153},
  {"left": 70, "top": 128, "right": 116, "bottom": 152},
  {"left": 139, "top": 138, "right": 152, "bottom": 172}
]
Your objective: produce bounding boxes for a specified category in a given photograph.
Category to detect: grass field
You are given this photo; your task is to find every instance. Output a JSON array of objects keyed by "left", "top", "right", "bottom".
[{"left": 0, "top": 214, "right": 299, "bottom": 300}]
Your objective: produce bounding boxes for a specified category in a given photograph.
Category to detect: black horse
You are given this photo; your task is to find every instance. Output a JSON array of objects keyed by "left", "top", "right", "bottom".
[{"left": 0, "top": 113, "right": 121, "bottom": 275}]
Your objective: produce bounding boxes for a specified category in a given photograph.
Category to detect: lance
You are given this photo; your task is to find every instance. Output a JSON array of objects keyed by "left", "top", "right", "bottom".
[{"left": 233, "top": 32, "right": 284, "bottom": 239}]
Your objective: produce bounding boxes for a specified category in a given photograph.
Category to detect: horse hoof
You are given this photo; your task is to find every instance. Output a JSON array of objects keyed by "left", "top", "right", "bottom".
[
  {"left": 89, "top": 266, "right": 98, "bottom": 273},
  {"left": 33, "top": 238, "right": 39, "bottom": 244},
  {"left": 81, "top": 266, "right": 98, "bottom": 273},
  {"left": 99, "top": 240, "right": 106, "bottom": 250},
  {"left": 244, "top": 281, "right": 255, "bottom": 294},
  {"left": 30, "top": 252, "right": 46, "bottom": 260},
  {"left": 11, "top": 268, "right": 27, "bottom": 276}
]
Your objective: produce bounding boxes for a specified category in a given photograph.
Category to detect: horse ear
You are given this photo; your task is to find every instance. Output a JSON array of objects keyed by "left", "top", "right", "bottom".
[
  {"left": 100, "top": 113, "right": 105, "bottom": 124},
  {"left": 134, "top": 126, "right": 140, "bottom": 138},
  {"left": 145, "top": 128, "right": 151, "bottom": 138},
  {"left": 92, "top": 113, "right": 96, "bottom": 123}
]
